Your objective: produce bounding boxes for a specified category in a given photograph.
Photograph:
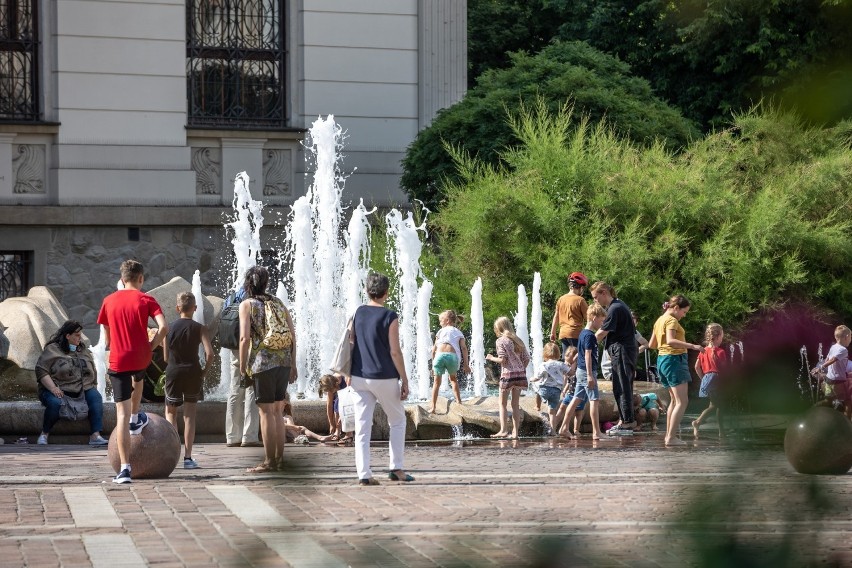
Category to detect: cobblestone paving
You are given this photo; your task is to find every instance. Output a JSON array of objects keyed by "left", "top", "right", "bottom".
[{"left": 0, "top": 433, "right": 849, "bottom": 567}]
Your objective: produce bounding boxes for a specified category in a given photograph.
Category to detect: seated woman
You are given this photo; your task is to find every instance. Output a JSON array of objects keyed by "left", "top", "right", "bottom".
[{"left": 35, "top": 320, "right": 108, "bottom": 446}]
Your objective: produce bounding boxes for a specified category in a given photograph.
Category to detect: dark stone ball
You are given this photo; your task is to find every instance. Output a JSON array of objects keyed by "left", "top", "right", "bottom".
[
  {"left": 784, "top": 406, "right": 852, "bottom": 475},
  {"left": 108, "top": 413, "right": 181, "bottom": 478}
]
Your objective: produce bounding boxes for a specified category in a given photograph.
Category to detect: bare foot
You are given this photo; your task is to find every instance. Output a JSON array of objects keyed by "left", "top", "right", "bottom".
[
  {"left": 557, "top": 430, "right": 575, "bottom": 440},
  {"left": 665, "top": 437, "right": 687, "bottom": 447},
  {"left": 692, "top": 420, "right": 701, "bottom": 439},
  {"left": 651, "top": 424, "right": 658, "bottom": 431},
  {"left": 490, "top": 431, "right": 509, "bottom": 438},
  {"left": 427, "top": 407, "right": 436, "bottom": 414}
]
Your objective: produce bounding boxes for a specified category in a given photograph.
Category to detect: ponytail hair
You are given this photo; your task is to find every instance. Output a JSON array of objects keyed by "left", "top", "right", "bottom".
[
  {"left": 440, "top": 309, "right": 465, "bottom": 326},
  {"left": 663, "top": 294, "right": 690, "bottom": 312},
  {"left": 704, "top": 323, "right": 724, "bottom": 346}
]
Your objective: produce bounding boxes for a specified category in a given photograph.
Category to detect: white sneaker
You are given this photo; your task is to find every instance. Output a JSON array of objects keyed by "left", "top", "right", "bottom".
[{"left": 37, "top": 434, "right": 48, "bottom": 445}]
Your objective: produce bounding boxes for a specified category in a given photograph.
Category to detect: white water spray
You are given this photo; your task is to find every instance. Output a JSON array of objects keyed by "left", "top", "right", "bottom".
[
  {"left": 530, "top": 272, "right": 544, "bottom": 373},
  {"left": 515, "top": 285, "right": 530, "bottom": 376},
  {"left": 385, "top": 209, "right": 428, "bottom": 395},
  {"left": 469, "top": 278, "right": 486, "bottom": 397},
  {"left": 342, "top": 199, "right": 375, "bottom": 318},
  {"left": 415, "top": 280, "right": 434, "bottom": 400},
  {"left": 228, "top": 172, "right": 262, "bottom": 292}
]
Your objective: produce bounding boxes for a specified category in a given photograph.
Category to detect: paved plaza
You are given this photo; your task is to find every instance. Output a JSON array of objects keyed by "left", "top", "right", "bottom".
[{"left": 0, "top": 430, "right": 849, "bottom": 567}]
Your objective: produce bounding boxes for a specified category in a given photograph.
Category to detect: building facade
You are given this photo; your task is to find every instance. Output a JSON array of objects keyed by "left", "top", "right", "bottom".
[{"left": 0, "top": 0, "right": 466, "bottom": 327}]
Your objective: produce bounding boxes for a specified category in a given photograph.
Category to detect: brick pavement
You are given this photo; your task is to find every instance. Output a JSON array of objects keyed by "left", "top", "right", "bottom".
[{"left": 0, "top": 432, "right": 850, "bottom": 567}]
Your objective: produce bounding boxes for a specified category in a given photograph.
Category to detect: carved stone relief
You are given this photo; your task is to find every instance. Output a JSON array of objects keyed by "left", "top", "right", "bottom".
[
  {"left": 263, "top": 149, "right": 291, "bottom": 196},
  {"left": 12, "top": 144, "right": 45, "bottom": 194},
  {"left": 191, "top": 147, "right": 222, "bottom": 195}
]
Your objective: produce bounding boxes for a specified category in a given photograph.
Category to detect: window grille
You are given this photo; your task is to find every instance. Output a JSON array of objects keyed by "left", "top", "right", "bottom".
[
  {"left": 0, "top": 0, "right": 39, "bottom": 121},
  {"left": 187, "top": 0, "right": 286, "bottom": 128},
  {"left": 0, "top": 251, "right": 31, "bottom": 301}
]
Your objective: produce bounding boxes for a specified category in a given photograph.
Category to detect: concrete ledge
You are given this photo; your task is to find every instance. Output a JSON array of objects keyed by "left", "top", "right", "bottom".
[{"left": 0, "top": 382, "right": 673, "bottom": 442}]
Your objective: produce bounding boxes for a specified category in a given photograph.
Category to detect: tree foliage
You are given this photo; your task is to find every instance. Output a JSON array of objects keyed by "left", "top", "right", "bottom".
[
  {"left": 431, "top": 102, "right": 852, "bottom": 340},
  {"left": 401, "top": 42, "right": 698, "bottom": 208}
]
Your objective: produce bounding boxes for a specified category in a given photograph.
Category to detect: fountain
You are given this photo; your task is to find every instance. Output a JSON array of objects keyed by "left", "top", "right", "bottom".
[
  {"left": 530, "top": 272, "right": 544, "bottom": 373},
  {"left": 415, "top": 280, "right": 434, "bottom": 400},
  {"left": 514, "top": 285, "right": 530, "bottom": 377},
  {"left": 469, "top": 278, "right": 486, "bottom": 397}
]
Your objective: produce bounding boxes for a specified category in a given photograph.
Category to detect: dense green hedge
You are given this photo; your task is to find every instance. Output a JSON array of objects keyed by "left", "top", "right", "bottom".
[
  {"left": 401, "top": 42, "right": 699, "bottom": 210},
  {"left": 426, "top": 102, "right": 852, "bottom": 340}
]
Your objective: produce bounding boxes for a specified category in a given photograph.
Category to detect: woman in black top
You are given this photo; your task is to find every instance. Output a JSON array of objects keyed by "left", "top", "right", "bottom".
[{"left": 349, "top": 273, "right": 414, "bottom": 485}]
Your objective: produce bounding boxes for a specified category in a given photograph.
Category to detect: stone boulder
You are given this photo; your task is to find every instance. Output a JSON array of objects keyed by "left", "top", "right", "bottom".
[
  {"left": 0, "top": 287, "right": 82, "bottom": 370},
  {"left": 145, "top": 276, "right": 223, "bottom": 335}
]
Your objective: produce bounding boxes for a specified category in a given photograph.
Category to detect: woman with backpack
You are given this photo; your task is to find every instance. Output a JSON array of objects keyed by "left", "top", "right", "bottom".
[{"left": 238, "top": 266, "right": 297, "bottom": 473}]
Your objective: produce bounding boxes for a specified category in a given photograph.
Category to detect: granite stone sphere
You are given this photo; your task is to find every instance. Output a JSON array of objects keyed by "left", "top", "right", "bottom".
[
  {"left": 108, "top": 413, "right": 181, "bottom": 478},
  {"left": 784, "top": 406, "right": 852, "bottom": 475}
]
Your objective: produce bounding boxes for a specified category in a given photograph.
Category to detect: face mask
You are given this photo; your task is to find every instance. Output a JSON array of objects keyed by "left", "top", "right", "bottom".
[{"left": 69, "top": 344, "right": 77, "bottom": 352}]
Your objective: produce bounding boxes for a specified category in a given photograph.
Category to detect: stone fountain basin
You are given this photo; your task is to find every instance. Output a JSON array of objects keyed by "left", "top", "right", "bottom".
[{"left": 0, "top": 381, "right": 667, "bottom": 443}]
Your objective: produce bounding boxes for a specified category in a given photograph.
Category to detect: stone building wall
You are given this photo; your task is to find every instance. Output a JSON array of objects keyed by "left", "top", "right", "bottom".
[{"left": 45, "top": 226, "right": 231, "bottom": 329}]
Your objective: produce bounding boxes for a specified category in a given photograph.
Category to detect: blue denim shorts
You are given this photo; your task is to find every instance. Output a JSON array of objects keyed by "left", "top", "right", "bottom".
[
  {"left": 572, "top": 368, "right": 599, "bottom": 402},
  {"left": 538, "top": 386, "right": 562, "bottom": 410}
]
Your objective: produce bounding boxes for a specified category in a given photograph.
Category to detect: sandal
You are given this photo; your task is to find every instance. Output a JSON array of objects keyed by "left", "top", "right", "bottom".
[
  {"left": 246, "top": 462, "right": 273, "bottom": 474},
  {"left": 337, "top": 435, "right": 353, "bottom": 446},
  {"left": 328, "top": 434, "right": 340, "bottom": 442}
]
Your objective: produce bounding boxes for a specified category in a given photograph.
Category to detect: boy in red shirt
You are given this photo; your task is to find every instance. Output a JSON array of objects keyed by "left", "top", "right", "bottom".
[{"left": 97, "top": 260, "right": 167, "bottom": 483}]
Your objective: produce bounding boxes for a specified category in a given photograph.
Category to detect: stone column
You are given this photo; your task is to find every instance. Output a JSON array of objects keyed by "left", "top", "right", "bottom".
[
  {"left": 0, "top": 134, "right": 14, "bottom": 198},
  {"left": 221, "top": 138, "right": 266, "bottom": 204}
]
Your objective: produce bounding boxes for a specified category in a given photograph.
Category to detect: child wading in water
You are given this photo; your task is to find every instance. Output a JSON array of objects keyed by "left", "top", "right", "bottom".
[
  {"left": 164, "top": 292, "right": 214, "bottom": 469},
  {"left": 428, "top": 310, "right": 470, "bottom": 413},
  {"left": 558, "top": 304, "right": 607, "bottom": 440},
  {"left": 531, "top": 342, "right": 571, "bottom": 434},
  {"left": 648, "top": 295, "right": 703, "bottom": 446},
  {"left": 693, "top": 323, "right": 727, "bottom": 439},
  {"left": 553, "top": 346, "right": 587, "bottom": 437},
  {"left": 486, "top": 317, "right": 530, "bottom": 439}
]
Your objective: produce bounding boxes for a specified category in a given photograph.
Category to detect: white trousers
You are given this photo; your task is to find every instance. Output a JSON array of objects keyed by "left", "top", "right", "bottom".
[
  {"left": 225, "top": 349, "right": 260, "bottom": 444},
  {"left": 351, "top": 375, "right": 407, "bottom": 480}
]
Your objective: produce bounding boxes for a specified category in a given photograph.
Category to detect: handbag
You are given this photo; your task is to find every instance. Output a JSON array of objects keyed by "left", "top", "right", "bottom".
[
  {"left": 337, "top": 386, "right": 357, "bottom": 433},
  {"left": 59, "top": 392, "right": 89, "bottom": 421},
  {"left": 329, "top": 316, "right": 354, "bottom": 376}
]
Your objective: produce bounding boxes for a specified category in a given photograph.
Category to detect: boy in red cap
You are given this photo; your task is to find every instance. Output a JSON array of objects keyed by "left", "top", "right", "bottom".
[{"left": 550, "top": 272, "right": 589, "bottom": 355}]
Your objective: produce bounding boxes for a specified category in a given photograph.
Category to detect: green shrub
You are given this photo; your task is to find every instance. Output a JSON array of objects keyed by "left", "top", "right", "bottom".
[{"left": 430, "top": 103, "right": 852, "bottom": 339}]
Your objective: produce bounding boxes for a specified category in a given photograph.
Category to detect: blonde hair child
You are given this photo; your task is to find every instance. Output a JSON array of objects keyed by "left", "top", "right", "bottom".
[
  {"left": 318, "top": 373, "right": 351, "bottom": 442},
  {"left": 428, "top": 310, "right": 470, "bottom": 414},
  {"left": 485, "top": 317, "right": 530, "bottom": 439},
  {"left": 530, "top": 342, "right": 573, "bottom": 433},
  {"left": 692, "top": 324, "right": 727, "bottom": 438}
]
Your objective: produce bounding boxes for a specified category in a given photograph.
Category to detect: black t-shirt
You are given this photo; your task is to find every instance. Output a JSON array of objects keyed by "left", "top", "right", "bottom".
[
  {"left": 601, "top": 298, "right": 635, "bottom": 348},
  {"left": 166, "top": 318, "right": 204, "bottom": 371},
  {"left": 350, "top": 305, "right": 399, "bottom": 379}
]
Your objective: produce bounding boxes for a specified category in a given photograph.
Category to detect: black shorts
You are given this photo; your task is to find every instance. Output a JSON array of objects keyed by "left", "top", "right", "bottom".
[
  {"left": 108, "top": 369, "right": 146, "bottom": 403},
  {"left": 165, "top": 367, "right": 203, "bottom": 407},
  {"left": 253, "top": 367, "right": 289, "bottom": 403}
]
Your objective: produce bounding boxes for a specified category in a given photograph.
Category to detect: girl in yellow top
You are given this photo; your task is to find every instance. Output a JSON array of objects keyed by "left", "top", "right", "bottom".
[{"left": 648, "top": 295, "right": 703, "bottom": 447}]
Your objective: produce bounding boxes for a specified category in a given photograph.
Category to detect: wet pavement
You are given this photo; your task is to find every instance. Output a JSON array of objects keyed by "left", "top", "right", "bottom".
[{"left": 0, "top": 425, "right": 849, "bottom": 567}]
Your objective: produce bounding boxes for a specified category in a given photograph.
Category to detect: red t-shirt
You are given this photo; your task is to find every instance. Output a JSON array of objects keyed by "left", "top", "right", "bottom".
[
  {"left": 697, "top": 346, "right": 727, "bottom": 375},
  {"left": 97, "top": 289, "right": 163, "bottom": 373}
]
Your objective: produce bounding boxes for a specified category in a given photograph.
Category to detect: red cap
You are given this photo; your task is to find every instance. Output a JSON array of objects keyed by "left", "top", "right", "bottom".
[{"left": 568, "top": 272, "right": 588, "bottom": 287}]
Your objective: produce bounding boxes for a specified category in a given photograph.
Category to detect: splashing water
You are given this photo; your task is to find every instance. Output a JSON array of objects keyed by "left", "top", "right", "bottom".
[
  {"left": 385, "top": 209, "right": 428, "bottom": 397},
  {"left": 514, "top": 285, "right": 531, "bottom": 379},
  {"left": 215, "top": 172, "right": 263, "bottom": 397},
  {"left": 280, "top": 116, "right": 382, "bottom": 396},
  {"left": 469, "top": 278, "right": 486, "bottom": 397},
  {"left": 415, "top": 280, "right": 434, "bottom": 400},
  {"left": 530, "top": 273, "right": 544, "bottom": 374},
  {"left": 92, "top": 278, "right": 124, "bottom": 401}
]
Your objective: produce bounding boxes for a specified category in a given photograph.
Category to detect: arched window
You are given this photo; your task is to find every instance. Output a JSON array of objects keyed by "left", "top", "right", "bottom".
[
  {"left": 186, "top": 0, "right": 286, "bottom": 128},
  {"left": 0, "top": 0, "right": 39, "bottom": 122}
]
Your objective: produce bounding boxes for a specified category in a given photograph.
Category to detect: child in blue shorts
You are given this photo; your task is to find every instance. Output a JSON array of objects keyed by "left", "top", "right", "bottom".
[{"left": 558, "top": 304, "right": 607, "bottom": 440}]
